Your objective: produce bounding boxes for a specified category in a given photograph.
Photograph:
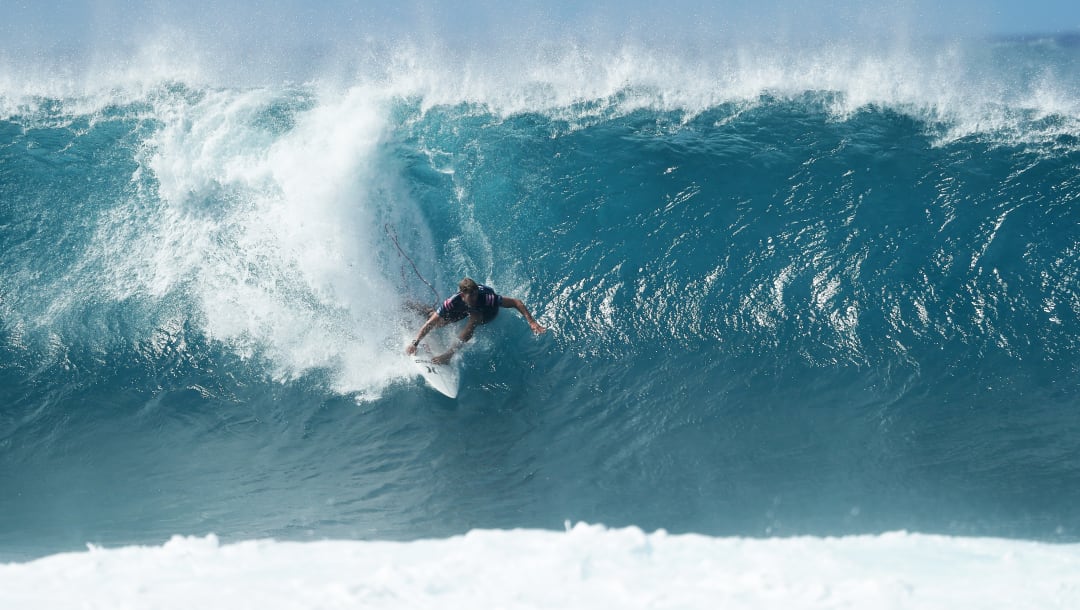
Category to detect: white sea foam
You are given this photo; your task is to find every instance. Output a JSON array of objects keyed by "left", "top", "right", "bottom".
[
  {"left": 80, "top": 81, "right": 434, "bottom": 399},
  {"left": 1, "top": 524, "right": 1078, "bottom": 609}
]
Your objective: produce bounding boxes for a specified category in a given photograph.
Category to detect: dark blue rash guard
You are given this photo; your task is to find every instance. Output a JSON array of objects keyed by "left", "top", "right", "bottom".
[{"left": 436, "top": 285, "right": 502, "bottom": 323}]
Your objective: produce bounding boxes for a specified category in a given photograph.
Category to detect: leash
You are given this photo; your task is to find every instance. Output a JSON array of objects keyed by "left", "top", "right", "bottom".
[{"left": 385, "top": 223, "right": 440, "bottom": 302}]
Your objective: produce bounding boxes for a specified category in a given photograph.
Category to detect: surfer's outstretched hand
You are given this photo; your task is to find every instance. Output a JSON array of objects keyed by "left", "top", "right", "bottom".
[{"left": 530, "top": 321, "right": 548, "bottom": 335}]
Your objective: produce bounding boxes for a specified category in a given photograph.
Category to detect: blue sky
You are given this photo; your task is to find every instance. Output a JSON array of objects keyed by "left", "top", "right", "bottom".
[{"left": 2, "top": 0, "right": 1079, "bottom": 52}]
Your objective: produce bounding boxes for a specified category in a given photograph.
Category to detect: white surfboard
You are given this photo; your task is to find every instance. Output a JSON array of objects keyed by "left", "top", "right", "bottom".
[{"left": 410, "top": 332, "right": 461, "bottom": 398}]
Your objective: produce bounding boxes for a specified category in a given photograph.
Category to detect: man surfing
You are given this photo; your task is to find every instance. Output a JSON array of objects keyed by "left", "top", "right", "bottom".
[{"left": 406, "top": 277, "right": 547, "bottom": 364}]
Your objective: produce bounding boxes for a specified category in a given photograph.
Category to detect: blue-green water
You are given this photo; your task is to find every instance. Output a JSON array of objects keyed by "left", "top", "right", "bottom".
[{"left": 2, "top": 36, "right": 1079, "bottom": 560}]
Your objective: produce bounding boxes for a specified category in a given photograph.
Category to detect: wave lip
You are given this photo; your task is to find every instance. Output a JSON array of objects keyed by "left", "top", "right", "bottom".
[
  {"left": 4, "top": 34, "right": 1079, "bottom": 140},
  {"left": 2, "top": 525, "right": 1079, "bottom": 609}
]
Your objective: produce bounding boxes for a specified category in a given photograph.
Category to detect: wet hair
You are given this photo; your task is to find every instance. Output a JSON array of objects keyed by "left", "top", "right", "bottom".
[{"left": 458, "top": 278, "right": 479, "bottom": 294}]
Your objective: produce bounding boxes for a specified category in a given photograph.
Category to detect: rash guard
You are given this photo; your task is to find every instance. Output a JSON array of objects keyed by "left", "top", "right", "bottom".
[{"left": 436, "top": 284, "right": 502, "bottom": 323}]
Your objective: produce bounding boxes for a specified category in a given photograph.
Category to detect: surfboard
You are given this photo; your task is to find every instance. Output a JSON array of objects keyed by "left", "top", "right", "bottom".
[{"left": 410, "top": 332, "right": 461, "bottom": 398}]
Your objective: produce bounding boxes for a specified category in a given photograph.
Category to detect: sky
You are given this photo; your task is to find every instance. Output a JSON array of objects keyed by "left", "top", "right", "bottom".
[{"left": 2, "top": 0, "right": 1079, "bottom": 53}]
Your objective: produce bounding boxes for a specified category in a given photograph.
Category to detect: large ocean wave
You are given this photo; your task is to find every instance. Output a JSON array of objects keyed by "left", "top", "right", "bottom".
[{"left": 2, "top": 36, "right": 1079, "bottom": 563}]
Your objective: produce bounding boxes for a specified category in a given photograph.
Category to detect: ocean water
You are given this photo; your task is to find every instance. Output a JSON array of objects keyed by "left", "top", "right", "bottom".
[{"left": 2, "top": 31, "right": 1080, "bottom": 575}]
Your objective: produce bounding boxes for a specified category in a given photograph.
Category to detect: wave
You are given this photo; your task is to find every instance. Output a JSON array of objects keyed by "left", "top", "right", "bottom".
[
  {"left": 2, "top": 34, "right": 1079, "bottom": 557},
  {"left": 6, "top": 80, "right": 1077, "bottom": 398}
]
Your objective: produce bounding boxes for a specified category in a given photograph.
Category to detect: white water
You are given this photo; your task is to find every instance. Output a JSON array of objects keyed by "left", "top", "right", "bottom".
[
  {"left": 2, "top": 524, "right": 1078, "bottom": 609},
  {"left": 74, "top": 82, "right": 433, "bottom": 400}
]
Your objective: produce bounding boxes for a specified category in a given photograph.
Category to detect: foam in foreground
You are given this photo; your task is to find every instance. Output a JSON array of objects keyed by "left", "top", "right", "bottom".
[{"left": 2, "top": 524, "right": 1078, "bottom": 609}]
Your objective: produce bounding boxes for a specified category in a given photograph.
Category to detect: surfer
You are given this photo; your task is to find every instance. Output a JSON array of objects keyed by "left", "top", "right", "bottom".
[{"left": 406, "top": 278, "right": 547, "bottom": 364}]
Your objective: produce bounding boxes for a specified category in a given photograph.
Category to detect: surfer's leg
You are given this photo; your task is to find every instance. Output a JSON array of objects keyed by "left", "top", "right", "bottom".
[{"left": 404, "top": 300, "right": 436, "bottom": 318}]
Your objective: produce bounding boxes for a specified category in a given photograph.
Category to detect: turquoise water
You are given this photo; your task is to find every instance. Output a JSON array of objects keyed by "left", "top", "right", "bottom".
[{"left": 2, "top": 35, "right": 1079, "bottom": 560}]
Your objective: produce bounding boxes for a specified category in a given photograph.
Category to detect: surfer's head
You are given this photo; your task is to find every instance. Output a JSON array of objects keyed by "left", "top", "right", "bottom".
[{"left": 458, "top": 278, "right": 479, "bottom": 306}]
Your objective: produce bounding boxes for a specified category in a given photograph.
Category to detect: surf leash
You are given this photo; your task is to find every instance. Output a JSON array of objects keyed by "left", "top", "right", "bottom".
[{"left": 385, "top": 223, "right": 440, "bottom": 302}]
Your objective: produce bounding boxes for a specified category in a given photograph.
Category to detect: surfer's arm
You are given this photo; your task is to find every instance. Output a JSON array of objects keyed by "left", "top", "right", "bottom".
[
  {"left": 431, "top": 316, "right": 479, "bottom": 364},
  {"left": 407, "top": 312, "right": 441, "bottom": 355},
  {"left": 458, "top": 315, "right": 480, "bottom": 344},
  {"left": 501, "top": 297, "right": 547, "bottom": 334}
]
